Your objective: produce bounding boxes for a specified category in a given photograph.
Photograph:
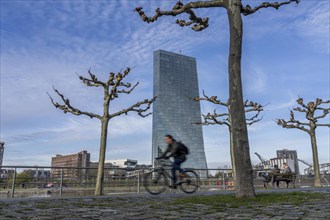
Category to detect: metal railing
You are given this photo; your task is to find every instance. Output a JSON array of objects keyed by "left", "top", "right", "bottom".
[{"left": 0, "top": 165, "right": 329, "bottom": 198}]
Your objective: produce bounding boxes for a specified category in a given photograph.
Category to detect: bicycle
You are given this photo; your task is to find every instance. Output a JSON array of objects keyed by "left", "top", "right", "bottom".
[{"left": 143, "top": 158, "right": 199, "bottom": 195}]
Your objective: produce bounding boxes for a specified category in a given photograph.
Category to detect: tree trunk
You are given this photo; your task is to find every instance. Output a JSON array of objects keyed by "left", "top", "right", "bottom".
[
  {"left": 95, "top": 119, "right": 109, "bottom": 195},
  {"left": 226, "top": 0, "right": 255, "bottom": 198},
  {"left": 229, "top": 126, "right": 236, "bottom": 182},
  {"left": 309, "top": 127, "right": 321, "bottom": 187},
  {"left": 228, "top": 112, "right": 236, "bottom": 181}
]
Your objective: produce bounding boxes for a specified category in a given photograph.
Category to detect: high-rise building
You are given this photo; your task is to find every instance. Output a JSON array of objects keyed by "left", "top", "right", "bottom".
[
  {"left": 0, "top": 142, "right": 4, "bottom": 167},
  {"left": 277, "top": 149, "right": 300, "bottom": 175},
  {"left": 152, "top": 50, "right": 208, "bottom": 175},
  {"left": 51, "top": 150, "right": 90, "bottom": 178}
]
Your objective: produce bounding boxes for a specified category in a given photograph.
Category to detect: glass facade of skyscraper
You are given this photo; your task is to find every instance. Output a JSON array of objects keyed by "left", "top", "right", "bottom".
[{"left": 152, "top": 50, "right": 208, "bottom": 175}]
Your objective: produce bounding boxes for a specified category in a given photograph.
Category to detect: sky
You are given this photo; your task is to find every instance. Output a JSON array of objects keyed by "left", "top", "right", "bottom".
[{"left": 1, "top": 0, "right": 329, "bottom": 174}]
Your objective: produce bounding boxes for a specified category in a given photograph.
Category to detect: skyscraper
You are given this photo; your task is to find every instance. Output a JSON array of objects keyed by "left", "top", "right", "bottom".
[{"left": 152, "top": 50, "right": 208, "bottom": 174}]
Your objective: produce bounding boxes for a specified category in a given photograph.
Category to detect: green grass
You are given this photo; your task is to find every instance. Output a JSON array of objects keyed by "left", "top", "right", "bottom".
[
  {"left": 0, "top": 203, "right": 9, "bottom": 208},
  {"left": 35, "top": 203, "right": 50, "bottom": 209},
  {"left": 170, "top": 192, "right": 327, "bottom": 208}
]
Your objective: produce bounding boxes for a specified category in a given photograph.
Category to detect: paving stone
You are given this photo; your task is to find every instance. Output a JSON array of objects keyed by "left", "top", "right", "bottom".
[{"left": 0, "top": 189, "right": 329, "bottom": 219}]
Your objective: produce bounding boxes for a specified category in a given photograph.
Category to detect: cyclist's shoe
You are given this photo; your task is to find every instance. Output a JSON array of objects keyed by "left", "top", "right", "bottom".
[
  {"left": 170, "top": 184, "right": 177, "bottom": 189},
  {"left": 179, "top": 173, "right": 188, "bottom": 179}
]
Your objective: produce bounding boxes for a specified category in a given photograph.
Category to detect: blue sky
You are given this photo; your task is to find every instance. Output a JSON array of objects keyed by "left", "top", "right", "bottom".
[{"left": 1, "top": 0, "right": 329, "bottom": 173}]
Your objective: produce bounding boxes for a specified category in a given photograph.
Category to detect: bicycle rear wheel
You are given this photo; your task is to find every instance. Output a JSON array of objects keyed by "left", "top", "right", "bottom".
[
  {"left": 179, "top": 169, "right": 199, "bottom": 194},
  {"left": 144, "top": 170, "right": 167, "bottom": 195}
]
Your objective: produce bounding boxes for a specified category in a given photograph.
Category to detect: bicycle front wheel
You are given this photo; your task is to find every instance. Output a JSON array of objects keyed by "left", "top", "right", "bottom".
[
  {"left": 179, "top": 169, "right": 199, "bottom": 194},
  {"left": 144, "top": 170, "right": 167, "bottom": 195}
]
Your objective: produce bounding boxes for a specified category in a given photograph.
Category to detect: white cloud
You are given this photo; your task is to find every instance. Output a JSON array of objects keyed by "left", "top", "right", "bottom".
[
  {"left": 295, "top": 1, "right": 330, "bottom": 54},
  {"left": 270, "top": 95, "right": 297, "bottom": 111},
  {"left": 4, "top": 114, "right": 152, "bottom": 144},
  {"left": 243, "top": 1, "right": 329, "bottom": 54},
  {"left": 243, "top": 62, "right": 268, "bottom": 95}
]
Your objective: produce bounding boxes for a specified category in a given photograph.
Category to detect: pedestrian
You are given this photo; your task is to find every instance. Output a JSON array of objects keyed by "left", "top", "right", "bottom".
[{"left": 281, "top": 162, "right": 292, "bottom": 174}]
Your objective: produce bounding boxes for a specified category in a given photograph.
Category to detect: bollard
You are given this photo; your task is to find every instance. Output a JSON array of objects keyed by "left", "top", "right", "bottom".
[
  {"left": 137, "top": 170, "right": 140, "bottom": 194},
  {"left": 222, "top": 171, "right": 225, "bottom": 190},
  {"left": 11, "top": 168, "right": 17, "bottom": 198},
  {"left": 60, "top": 169, "right": 63, "bottom": 196}
]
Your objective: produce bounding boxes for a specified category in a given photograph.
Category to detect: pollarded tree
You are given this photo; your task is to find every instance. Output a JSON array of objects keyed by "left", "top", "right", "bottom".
[
  {"left": 48, "top": 68, "right": 157, "bottom": 195},
  {"left": 277, "top": 97, "right": 330, "bottom": 187},
  {"left": 135, "top": 0, "right": 299, "bottom": 198},
  {"left": 193, "top": 91, "right": 264, "bottom": 180}
]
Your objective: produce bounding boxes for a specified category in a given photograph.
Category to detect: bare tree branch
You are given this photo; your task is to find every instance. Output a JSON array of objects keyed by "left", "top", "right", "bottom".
[
  {"left": 293, "top": 107, "right": 307, "bottom": 113},
  {"left": 289, "top": 110, "right": 310, "bottom": 126},
  {"left": 244, "top": 100, "right": 264, "bottom": 112},
  {"left": 241, "top": 0, "right": 300, "bottom": 16},
  {"left": 277, "top": 97, "right": 329, "bottom": 133},
  {"left": 196, "top": 110, "right": 230, "bottom": 127},
  {"left": 78, "top": 69, "right": 106, "bottom": 88},
  {"left": 316, "top": 107, "right": 330, "bottom": 111},
  {"left": 108, "top": 68, "right": 135, "bottom": 100},
  {"left": 48, "top": 87, "right": 102, "bottom": 120},
  {"left": 49, "top": 67, "right": 157, "bottom": 122},
  {"left": 276, "top": 118, "right": 310, "bottom": 133},
  {"left": 193, "top": 92, "right": 264, "bottom": 127},
  {"left": 297, "top": 97, "right": 309, "bottom": 109},
  {"left": 315, "top": 99, "right": 330, "bottom": 111},
  {"left": 109, "top": 96, "right": 157, "bottom": 119},
  {"left": 246, "top": 116, "right": 263, "bottom": 126},
  {"left": 246, "top": 113, "right": 263, "bottom": 126},
  {"left": 118, "top": 82, "right": 139, "bottom": 94},
  {"left": 314, "top": 109, "right": 330, "bottom": 120},
  {"left": 192, "top": 90, "right": 228, "bottom": 106},
  {"left": 294, "top": 98, "right": 330, "bottom": 124},
  {"left": 135, "top": 0, "right": 227, "bottom": 31},
  {"left": 107, "top": 72, "right": 116, "bottom": 86},
  {"left": 244, "top": 100, "right": 265, "bottom": 125},
  {"left": 315, "top": 98, "right": 330, "bottom": 107}
]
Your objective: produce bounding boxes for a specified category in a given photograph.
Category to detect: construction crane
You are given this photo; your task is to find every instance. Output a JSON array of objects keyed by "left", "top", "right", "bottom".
[
  {"left": 298, "top": 159, "right": 312, "bottom": 167},
  {"left": 255, "top": 152, "right": 270, "bottom": 166},
  {"left": 298, "top": 159, "right": 313, "bottom": 175}
]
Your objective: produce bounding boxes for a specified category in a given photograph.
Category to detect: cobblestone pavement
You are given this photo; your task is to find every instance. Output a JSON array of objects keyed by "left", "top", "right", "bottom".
[{"left": 0, "top": 188, "right": 329, "bottom": 219}]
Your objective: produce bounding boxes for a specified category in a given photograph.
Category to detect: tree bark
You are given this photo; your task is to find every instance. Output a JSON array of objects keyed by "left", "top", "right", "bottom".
[
  {"left": 309, "top": 127, "right": 321, "bottom": 187},
  {"left": 229, "top": 129, "right": 236, "bottom": 183},
  {"left": 228, "top": 116, "right": 236, "bottom": 182},
  {"left": 227, "top": 0, "right": 255, "bottom": 198},
  {"left": 95, "top": 119, "right": 109, "bottom": 195}
]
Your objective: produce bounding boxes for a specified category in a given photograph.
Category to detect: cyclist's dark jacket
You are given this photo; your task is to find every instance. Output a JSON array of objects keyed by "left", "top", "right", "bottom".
[{"left": 161, "top": 141, "right": 186, "bottom": 161}]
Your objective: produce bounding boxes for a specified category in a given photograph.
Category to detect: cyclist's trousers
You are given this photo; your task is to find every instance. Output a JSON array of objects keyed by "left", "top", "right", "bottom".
[{"left": 172, "top": 158, "right": 185, "bottom": 184}]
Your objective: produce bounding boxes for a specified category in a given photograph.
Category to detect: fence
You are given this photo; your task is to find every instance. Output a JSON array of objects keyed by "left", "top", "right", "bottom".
[{"left": 0, "top": 165, "right": 329, "bottom": 198}]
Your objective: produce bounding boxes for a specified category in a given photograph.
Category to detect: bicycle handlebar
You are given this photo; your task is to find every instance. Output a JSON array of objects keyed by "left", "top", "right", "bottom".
[{"left": 155, "top": 158, "right": 172, "bottom": 167}]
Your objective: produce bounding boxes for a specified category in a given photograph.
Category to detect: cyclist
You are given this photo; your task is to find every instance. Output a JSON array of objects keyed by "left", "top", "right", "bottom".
[{"left": 156, "top": 134, "right": 188, "bottom": 188}]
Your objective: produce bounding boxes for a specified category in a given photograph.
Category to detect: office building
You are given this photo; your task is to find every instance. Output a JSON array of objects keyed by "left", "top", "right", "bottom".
[
  {"left": 152, "top": 50, "right": 208, "bottom": 176},
  {"left": 277, "top": 149, "right": 300, "bottom": 175},
  {"left": 109, "top": 159, "right": 137, "bottom": 169},
  {"left": 34, "top": 169, "right": 51, "bottom": 179},
  {"left": 51, "top": 150, "right": 90, "bottom": 178}
]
